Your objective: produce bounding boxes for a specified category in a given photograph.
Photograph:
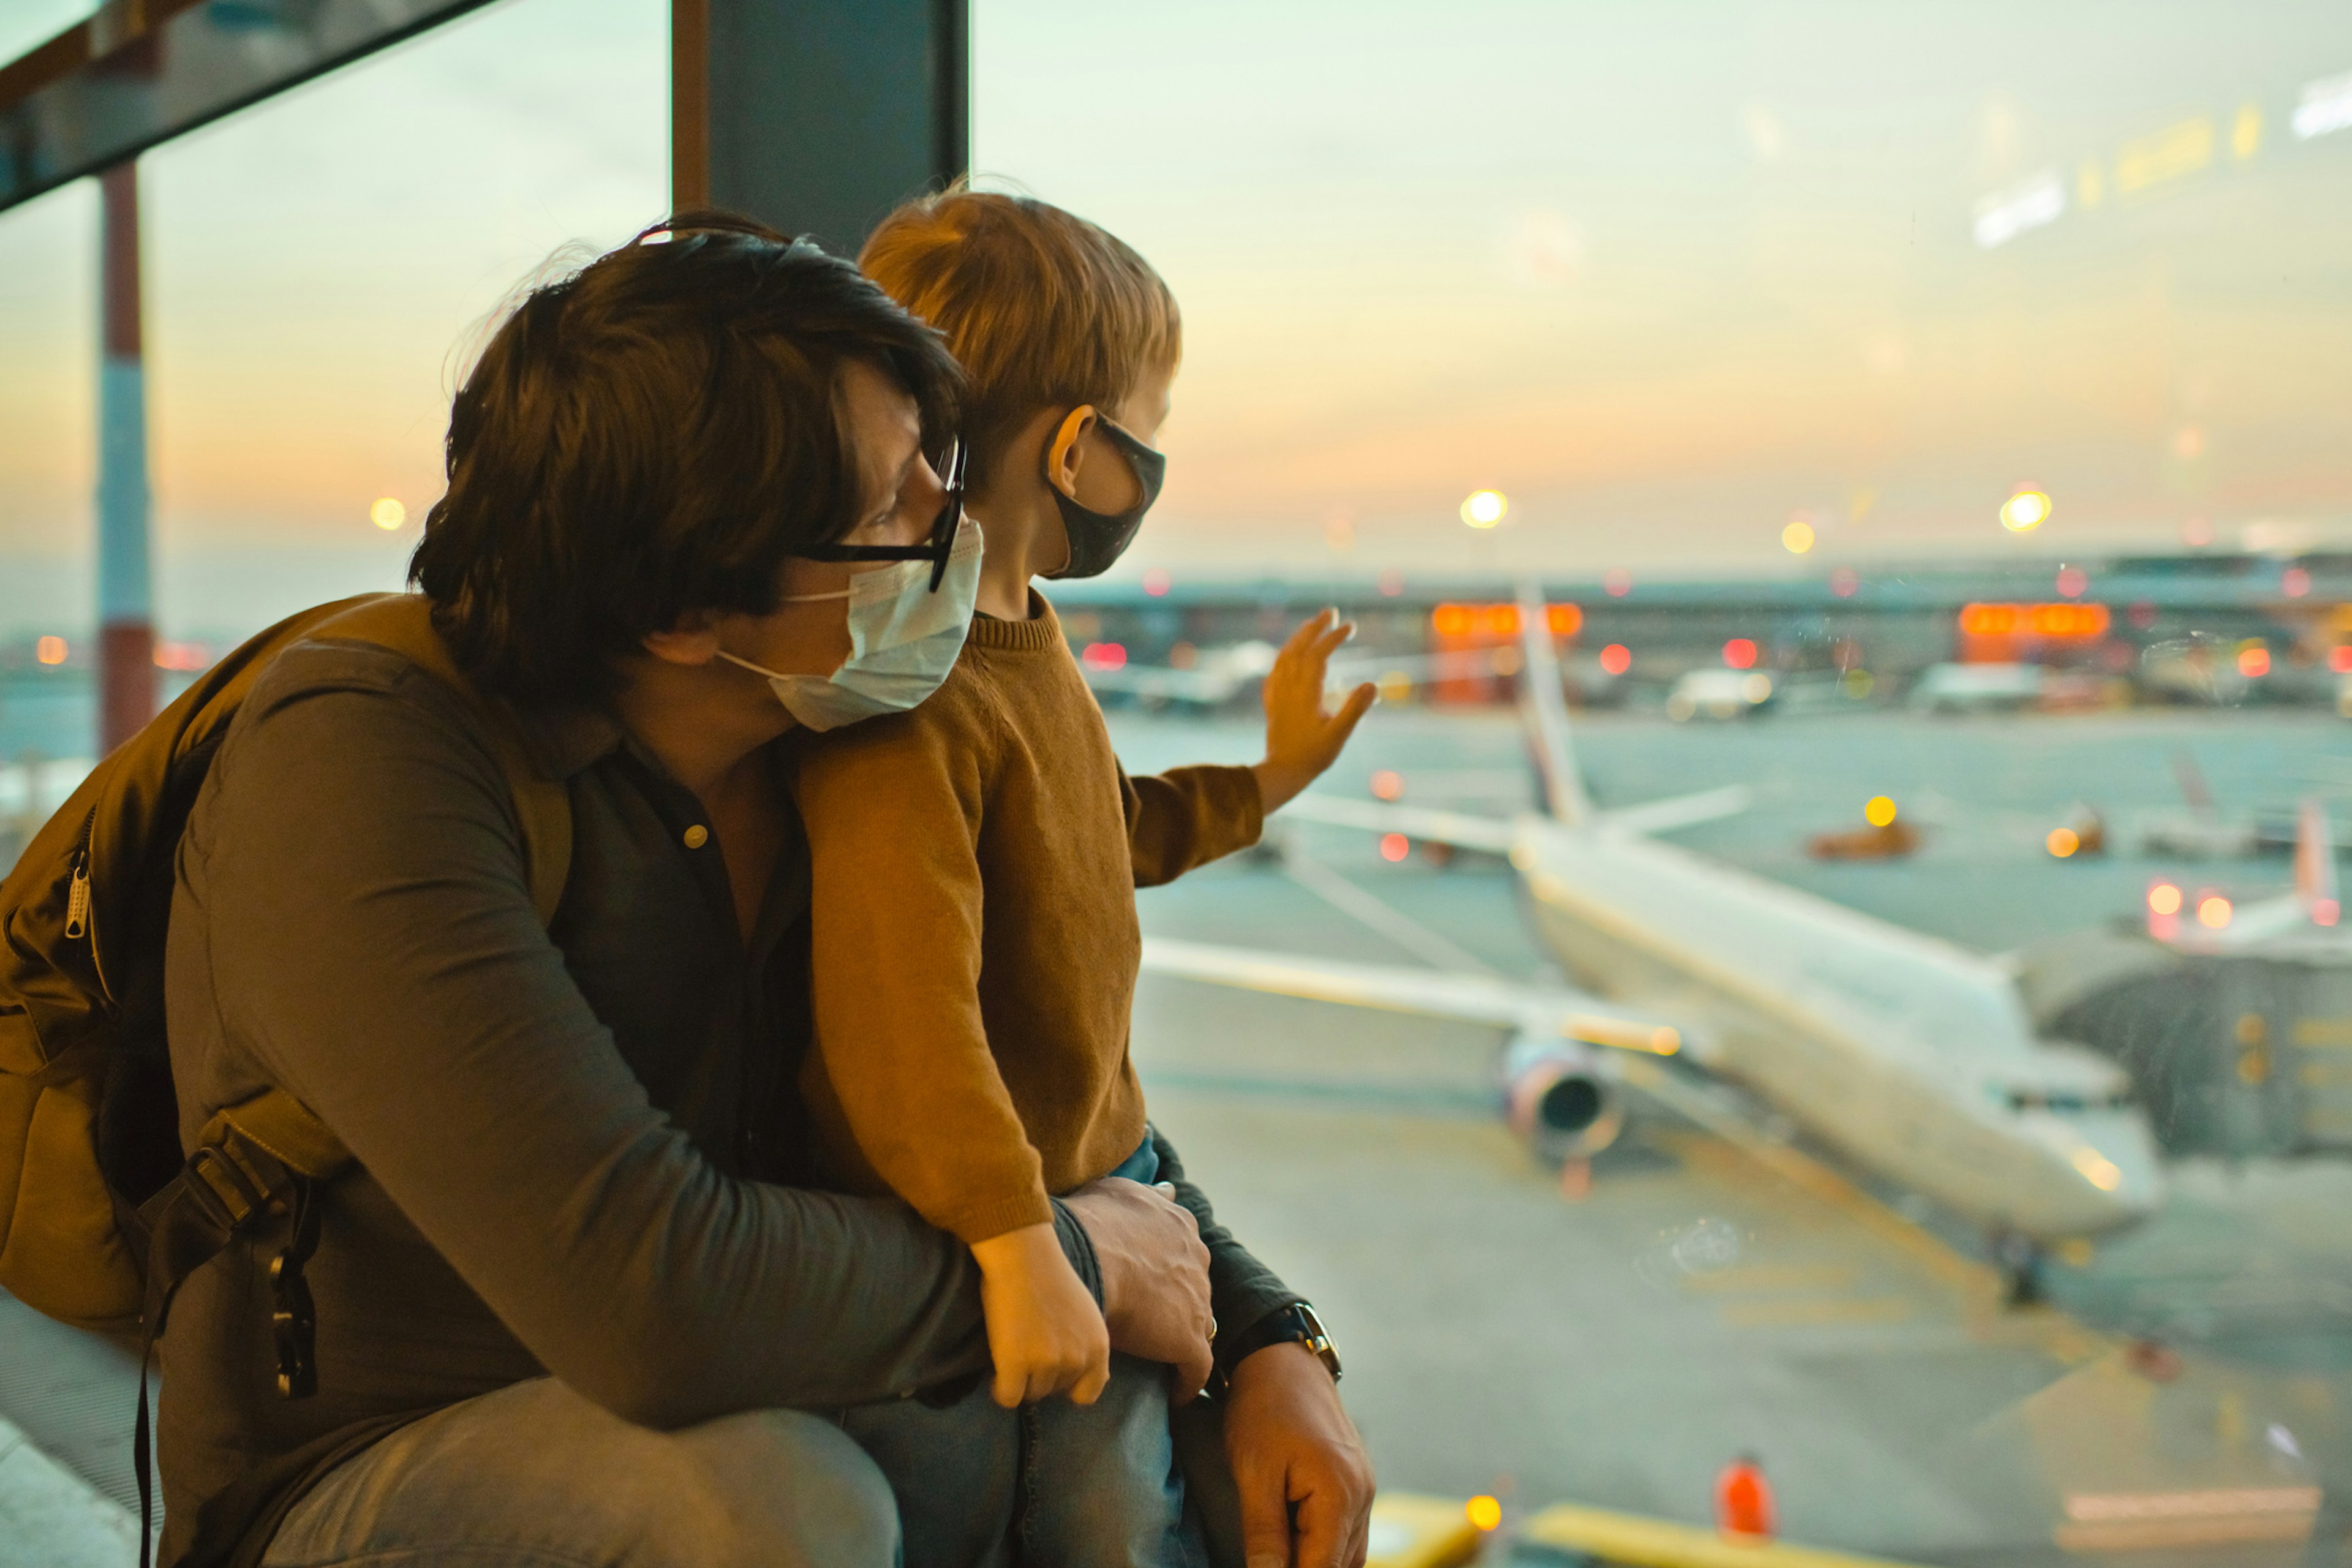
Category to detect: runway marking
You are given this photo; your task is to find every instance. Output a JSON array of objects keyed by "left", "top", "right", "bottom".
[{"left": 1719, "top": 1295, "right": 1916, "bottom": 1328}]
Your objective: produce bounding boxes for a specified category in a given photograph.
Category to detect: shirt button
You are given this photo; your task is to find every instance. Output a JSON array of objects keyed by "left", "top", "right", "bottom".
[{"left": 682, "top": 824, "right": 709, "bottom": 850}]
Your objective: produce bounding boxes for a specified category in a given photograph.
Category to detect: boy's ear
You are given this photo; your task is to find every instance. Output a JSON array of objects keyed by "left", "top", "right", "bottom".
[
  {"left": 1043, "top": 405, "right": 1098, "bottom": 502},
  {"left": 642, "top": 611, "right": 725, "bottom": 667}
]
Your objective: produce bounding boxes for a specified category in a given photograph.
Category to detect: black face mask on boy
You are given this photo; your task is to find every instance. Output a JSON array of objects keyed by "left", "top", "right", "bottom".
[{"left": 1044, "top": 415, "right": 1166, "bottom": 579}]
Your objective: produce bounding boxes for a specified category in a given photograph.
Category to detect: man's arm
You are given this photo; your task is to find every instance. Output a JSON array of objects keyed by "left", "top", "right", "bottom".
[
  {"left": 195, "top": 655, "right": 1042, "bottom": 1427},
  {"left": 1147, "top": 1127, "right": 1298, "bottom": 1339}
]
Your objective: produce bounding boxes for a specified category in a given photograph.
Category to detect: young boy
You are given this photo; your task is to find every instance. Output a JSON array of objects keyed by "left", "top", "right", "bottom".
[{"left": 784, "top": 190, "right": 1375, "bottom": 1566}]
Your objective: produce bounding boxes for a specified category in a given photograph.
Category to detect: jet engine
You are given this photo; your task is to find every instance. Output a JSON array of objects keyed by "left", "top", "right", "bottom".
[{"left": 1502, "top": 1034, "right": 1624, "bottom": 1162}]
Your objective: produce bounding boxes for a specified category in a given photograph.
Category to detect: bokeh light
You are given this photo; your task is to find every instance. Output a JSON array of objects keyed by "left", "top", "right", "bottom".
[
  {"left": 1598, "top": 643, "right": 1632, "bottom": 676},
  {"left": 2198, "top": 895, "right": 2233, "bottom": 929},
  {"left": 1460, "top": 489, "right": 1508, "bottom": 529},
  {"left": 1468, "top": 1496, "right": 1504, "bottom": 1532},
  {"left": 2239, "top": 646, "right": 2271, "bottom": 678},
  {"left": 1142, "top": 567, "right": 1172, "bottom": 597},
  {"left": 1371, "top": 769, "right": 1404, "bottom": 801},
  {"left": 1080, "top": 641, "right": 1127, "bottom": 671},
  {"left": 1721, "top": 638, "right": 1758, "bottom": 670},
  {"left": 1379, "top": 832, "right": 1411, "bottom": 862},
  {"left": 2148, "top": 883, "right": 2184, "bottom": 916},
  {"left": 369, "top": 496, "right": 407, "bottom": 530},
  {"left": 1781, "top": 519, "right": 1815, "bottom": 554},
  {"left": 2047, "top": 827, "right": 2080, "bottom": 858},
  {"left": 2000, "top": 489, "right": 2051, "bottom": 532},
  {"left": 1864, "top": 796, "right": 1898, "bottom": 827},
  {"left": 35, "top": 635, "right": 67, "bottom": 665}
]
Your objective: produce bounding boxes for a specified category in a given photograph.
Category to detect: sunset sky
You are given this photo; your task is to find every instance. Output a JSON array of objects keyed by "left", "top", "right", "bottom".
[{"left": 4, "top": 0, "right": 2351, "bottom": 638}]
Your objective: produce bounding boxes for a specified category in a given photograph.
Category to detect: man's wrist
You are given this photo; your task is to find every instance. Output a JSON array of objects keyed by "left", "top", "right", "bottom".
[{"left": 1216, "top": 1300, "right": 1340, "bottom": 1388}]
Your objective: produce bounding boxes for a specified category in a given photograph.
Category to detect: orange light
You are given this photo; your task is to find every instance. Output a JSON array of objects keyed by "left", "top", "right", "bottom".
[
  {"left": 1722, "top": 638, "right": 1758, "bottom": 670},
  {"left": 153, "top": 640, "right": 211, "bottom": 671},
  {"left": 1379, "top": 833, "right": 1411, "bottom": 862},
  {"left": 2238, "top": 647, "right": 2271, "bottom": 678},
  {"left": 1432, "top": 602, "right": 1580, "bottom": 642},
  {"left": 2048, "top": 827, "right": 2080, "bottom": 858},
  {"left": 1467, "top": 1496, "right": 1504, "bottom": 1532},
  {"left": 1599, "top": 643, "right": 1632, "bottom": 676},
  {"left": 2331, "top": 646, "right": 2352, "bottom": 674},
  {"left": 35, "top": 635, "right": 67, "bottom": 665},
  {"left": 2148, "top": 883, "right": 2183, "bottom": 916},
  {"left": 1431, "top": 604, "right": 1475, "bottom": 639},
  {"left": 1370, "top": 769, "right": 1404, "bottom": 801},
  {"left": 1547, "top": 603, "right": 1583, "bottom": 636},
  {"left": 1958, "top": 602, "right": 2111, "bottom": 640},
  {"left": 1080, "top": 642, "right": 1128, "bottom": 672},
  {"left": 2197, "top": 895, "right": 2233, "bottom": 929},
  {"left": 1479, "top": 605, "right": 1521, "bottom": 638}
]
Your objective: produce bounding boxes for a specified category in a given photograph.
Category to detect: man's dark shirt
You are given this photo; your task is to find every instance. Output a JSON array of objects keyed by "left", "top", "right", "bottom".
[{"left": 159, "top": 636, "right": 1295, "bottom": 1564}]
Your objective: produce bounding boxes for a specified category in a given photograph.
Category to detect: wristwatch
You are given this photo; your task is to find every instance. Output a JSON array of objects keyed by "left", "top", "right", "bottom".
[{"left": 1215, "top": 1301, "right": 1342, "bottom": 1390}]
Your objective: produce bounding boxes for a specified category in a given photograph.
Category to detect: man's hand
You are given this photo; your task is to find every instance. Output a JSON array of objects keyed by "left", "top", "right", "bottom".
[
  {"left": 1060, "top": 1177, "right": 1215, "bottom": 1401},
  {"left": 1225, "top": 1341, "right": 1375, "bottom": 1568},
  {"left": 1253, "top": 609, "right": 1378, "bottom": 816},
  {"left": 969, "top": 1223, "right": 1112, "bottom": 1408}
]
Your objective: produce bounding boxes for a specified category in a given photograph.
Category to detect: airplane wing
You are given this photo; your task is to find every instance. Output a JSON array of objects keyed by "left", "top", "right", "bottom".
[
  {"left": 1276, "top": 786, "right": 1750, "bottom": 848},
  {"left": 1598, "top": 784, "right": 1753, "bottom": 836},
  {"left": 1140, "top": 936, "right": 1691, "bottom": 1057},
  {"left": 1275, "top": 794, "right": 1520, "bottom": 854}
]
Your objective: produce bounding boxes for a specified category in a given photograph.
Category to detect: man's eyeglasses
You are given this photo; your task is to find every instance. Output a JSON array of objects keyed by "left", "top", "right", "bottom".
[{"left": 793, "top": 439, "right": 968, "bottom": 592}]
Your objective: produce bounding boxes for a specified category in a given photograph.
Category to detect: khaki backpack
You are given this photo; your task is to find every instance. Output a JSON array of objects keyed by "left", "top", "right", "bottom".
[{"left": 0, "top": 593, "right": 570, "bottom": 1349}]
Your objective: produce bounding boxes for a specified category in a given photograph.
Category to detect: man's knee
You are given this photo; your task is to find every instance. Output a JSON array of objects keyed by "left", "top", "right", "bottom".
[{"left": 680, "top": 1405, "right": 901, "bottom": 1567}]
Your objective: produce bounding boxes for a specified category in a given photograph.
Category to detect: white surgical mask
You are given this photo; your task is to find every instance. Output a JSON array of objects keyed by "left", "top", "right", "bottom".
[{"left": 717, "top": 516, "right": 983, "bottom": 731}]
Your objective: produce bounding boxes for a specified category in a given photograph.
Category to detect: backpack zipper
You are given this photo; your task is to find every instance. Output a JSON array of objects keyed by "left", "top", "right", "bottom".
[
  {"left": 64, "top": 852, "right": 92, "bottom": 939},
  {"left": 62, "top": 811, "right": 102, "bottom": 1004}
]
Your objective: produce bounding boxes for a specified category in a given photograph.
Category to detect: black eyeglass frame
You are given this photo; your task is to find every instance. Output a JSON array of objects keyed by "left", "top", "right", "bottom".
[{"left": 791, "top": 439, "right": 968, "bottom": 592}]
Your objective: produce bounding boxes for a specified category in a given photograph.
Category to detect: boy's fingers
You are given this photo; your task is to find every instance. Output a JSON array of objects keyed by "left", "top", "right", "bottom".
[
  {"left": 1071, "top": 1358, "right": 1111, "bottom": 1406},
  {"left": 991, "top": 1363, "right": 1024, "bottom": 1408},
  {"left": 1319, "top": 683, "right": 1377, "bottom": 752},
  {"left": 1281, "top": 609, "right": 1332, "bottom": 658}
]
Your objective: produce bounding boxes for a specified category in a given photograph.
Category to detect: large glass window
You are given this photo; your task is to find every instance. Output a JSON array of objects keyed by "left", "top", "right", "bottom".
[{"left": 978, "top": 4, "right": 2352, "bottom": 1561}]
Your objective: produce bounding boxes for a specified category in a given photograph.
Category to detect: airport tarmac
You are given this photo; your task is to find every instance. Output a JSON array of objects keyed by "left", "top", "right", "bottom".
[
  {"left": 1115, "top": 704, "right": 2352, "bottom": 1566},
  {"left": 3, "top": 702, "right": 2350, "bottom": 1565}
]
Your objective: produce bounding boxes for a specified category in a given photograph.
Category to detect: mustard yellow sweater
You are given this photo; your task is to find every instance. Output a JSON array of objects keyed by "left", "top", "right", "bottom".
[{"left": 787, "top": 595, "right": 1264, "bottom": 1243}]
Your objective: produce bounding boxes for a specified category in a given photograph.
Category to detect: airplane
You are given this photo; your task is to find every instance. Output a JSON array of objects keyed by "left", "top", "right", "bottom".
[
  {"left": 2141, "top": 797, "right": 2342, "bottom": 951},
  {"left": 1141, "top": 583, "right": 2165, "bottom": 1286}
]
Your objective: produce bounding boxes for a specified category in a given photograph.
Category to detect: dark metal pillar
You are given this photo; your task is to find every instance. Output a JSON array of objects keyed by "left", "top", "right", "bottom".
[
  {"left": 676, "top": 0, "right": 968, "bottom": 255},
  {"left": 97, "top": 159, "right": 155, "bottom": 752}
]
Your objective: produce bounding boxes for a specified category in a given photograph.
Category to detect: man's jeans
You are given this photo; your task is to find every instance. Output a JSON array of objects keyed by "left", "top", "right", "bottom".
[
  {"left": 258, "top": 1377, "right": 900, "bottom": 1568},
  {"left": 840, "top": 1355, "right": 1208, "bottom": 1568}
]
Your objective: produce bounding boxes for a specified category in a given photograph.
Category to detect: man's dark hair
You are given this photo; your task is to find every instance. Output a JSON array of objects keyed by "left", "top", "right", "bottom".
[{"left": 410, "top": 211, "right": 962, "bottom": 705}]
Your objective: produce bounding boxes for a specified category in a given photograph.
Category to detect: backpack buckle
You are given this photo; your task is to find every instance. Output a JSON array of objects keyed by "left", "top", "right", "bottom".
[
  {"left": 270, "top": 1175, "right": 323, "bottom": 1400},
  {"left": 183, "top": 1142, "right": 273, "bottom": 1232}
]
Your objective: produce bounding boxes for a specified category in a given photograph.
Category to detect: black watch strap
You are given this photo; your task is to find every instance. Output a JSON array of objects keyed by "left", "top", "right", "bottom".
[{"left": 1213, "top": 1302, "right": 1341, "bottom": 1393}]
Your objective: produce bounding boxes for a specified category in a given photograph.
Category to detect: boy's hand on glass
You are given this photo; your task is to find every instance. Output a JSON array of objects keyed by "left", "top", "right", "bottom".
[
  {"left": 1253, "top": 609, "right": 1378, "bottom": 816},
  {"left": 970, "top": 1221, "right": 1113, "bottom": 1408}
]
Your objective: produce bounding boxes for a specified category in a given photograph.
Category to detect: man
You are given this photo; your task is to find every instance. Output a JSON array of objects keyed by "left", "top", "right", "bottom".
[{"left": 159, "top": 215, "right": 1371, "bottom": 1567}]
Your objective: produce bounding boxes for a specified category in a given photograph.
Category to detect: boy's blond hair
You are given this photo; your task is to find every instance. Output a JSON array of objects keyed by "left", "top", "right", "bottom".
[{"left": 860, "top": 188, "right": 1179, "bottom": 484}]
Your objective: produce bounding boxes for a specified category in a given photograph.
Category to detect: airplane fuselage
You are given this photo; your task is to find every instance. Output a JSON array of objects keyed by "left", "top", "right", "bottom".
[{"left": 1510, "top": 815, "right": 2163, "bottom": 1241}]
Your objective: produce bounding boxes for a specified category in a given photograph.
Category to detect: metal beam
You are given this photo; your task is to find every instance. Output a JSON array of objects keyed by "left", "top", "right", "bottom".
[
  {"left": 0, "top": 0, "right": 498, "bottom": 215},
  {"left": 689, "top": 0, "right": 968, "bottom": 254}
]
